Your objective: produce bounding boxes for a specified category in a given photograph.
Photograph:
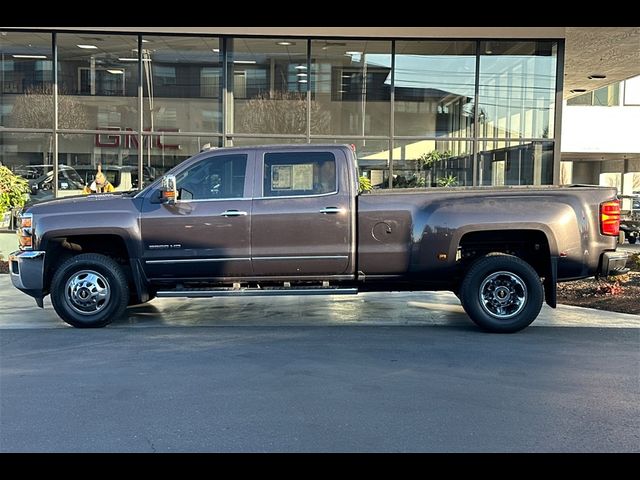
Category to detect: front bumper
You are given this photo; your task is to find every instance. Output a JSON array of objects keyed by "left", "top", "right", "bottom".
[
  {"left": 9, "top": 250, "right": 46, "bottom": 294},
  {"left": 599, "top": 251, "right": 629, "bottom": 276}
]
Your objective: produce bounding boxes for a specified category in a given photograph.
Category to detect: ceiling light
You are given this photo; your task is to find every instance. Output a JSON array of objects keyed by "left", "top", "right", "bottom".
[
  {"left": 77, "top": 44, "right": 98, "bottom": 49},
  {"left": 570, "top": 89, "right": 587, "bottom": 93},
  {"left": 296, "top": 73, "right": 307, "bottom": 77},
  {"left": 118, "top": 57, "right": 138, "bottom": 62},
  {"left": 345, "top": 51, "right": 361, "bottom": 55},
  {"left": 233, "top": 60, "right": 257, "bottom": 64},
  {"left": 107, "top": 69, "right": 124, "bottom": 74},
  {"left": 212, "top": 48, "right": 220, "bottom": 53},
  {"left": 141, "top": 39, "right": 150, "bottom": 43},
  {"left": 588, "top": 74, "right": 607, "bottom": 80},
  {"left": 12, "top": 54, "right": 47, "bottom": 59},
  {"left": 295, "top": 65, "right": 307, "bottom": 70},
  {"left": 298, "top": 79, "right": 307, "bottom": 83},
  {"left": 277, "top": 41, "right": 294, "bottom": 46}
]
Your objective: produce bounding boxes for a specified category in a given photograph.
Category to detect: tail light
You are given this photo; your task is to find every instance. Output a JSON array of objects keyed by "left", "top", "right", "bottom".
[{"left": 600, "top": 200, "right": 621, "bottom": 236}]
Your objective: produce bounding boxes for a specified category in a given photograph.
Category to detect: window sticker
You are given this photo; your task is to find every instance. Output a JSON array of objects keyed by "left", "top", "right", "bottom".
[
  {"left": 292, "top": 164, "right": 313, "bottom": 190},
  {"left": 271, "top": 165, "right": 292, "bottom": 190}
]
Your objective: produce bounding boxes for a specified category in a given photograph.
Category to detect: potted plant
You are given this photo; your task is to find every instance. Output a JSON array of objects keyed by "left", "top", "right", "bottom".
[
  {"left": 416, "top": 150, "right": 451, "bottom": 187},
  {"left": 0, "top": 166, "right": 30, "bottom": 230}
]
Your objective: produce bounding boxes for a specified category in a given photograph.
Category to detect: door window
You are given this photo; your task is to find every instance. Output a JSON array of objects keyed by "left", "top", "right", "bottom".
[
  {"left": 263, "top": 152, "right": 336, "bottom": 197},
  {"left": 176, "top": 154, "right": 247, "bottom": 200}
]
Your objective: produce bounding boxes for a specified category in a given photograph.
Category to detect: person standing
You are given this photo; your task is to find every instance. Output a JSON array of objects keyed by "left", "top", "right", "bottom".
[{"left": 83, "top": 165, "right": 115, "bottom": 194}]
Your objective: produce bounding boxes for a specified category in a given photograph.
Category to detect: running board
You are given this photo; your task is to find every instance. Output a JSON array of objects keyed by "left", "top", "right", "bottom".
[{"left": 156, "top": 287, "right": 358, "bottom": 298}]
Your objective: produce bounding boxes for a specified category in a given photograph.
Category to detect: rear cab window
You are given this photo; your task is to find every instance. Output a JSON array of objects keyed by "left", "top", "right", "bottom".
[{"left": 262, "top": 151, "right": 336, "bottom": 198}]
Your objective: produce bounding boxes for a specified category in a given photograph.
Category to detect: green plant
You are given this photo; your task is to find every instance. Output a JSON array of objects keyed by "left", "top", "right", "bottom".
[
  {"left": 0, "top": 166, "right": 30, "bottom": 213},
  {"left": 359, "top": 176, "right": 372, "bottom": 193},
  {"left": 417, "top": 150, "right": 451, "bottom": 170},
  {"left": 437, "top": 174, "right": 458, "bottom": 187}
]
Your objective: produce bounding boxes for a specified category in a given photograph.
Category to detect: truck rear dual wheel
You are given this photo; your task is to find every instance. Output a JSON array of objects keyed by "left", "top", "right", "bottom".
[
  {"left": 459, "top": 253, "right": 543, "bottom": 333},
  {"left": 51, "top": 253, "right": 129, "bottom": 328}
]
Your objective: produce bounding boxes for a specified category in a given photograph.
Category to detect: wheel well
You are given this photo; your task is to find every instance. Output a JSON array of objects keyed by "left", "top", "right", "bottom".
[
  {"left": 459, "top": 230, "right": 551, "bottom": 279},
  {"left": 44, "top": 235, "right": 132, "bottom": 291}
]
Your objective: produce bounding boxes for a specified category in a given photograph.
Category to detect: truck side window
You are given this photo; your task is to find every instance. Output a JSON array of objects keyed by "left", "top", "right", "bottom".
[
  {"left": 263, "top": 152, "right": 336, "bottom": 197},
  {"left": 176, "top": 154, "right": 247, "bottom": 201}
]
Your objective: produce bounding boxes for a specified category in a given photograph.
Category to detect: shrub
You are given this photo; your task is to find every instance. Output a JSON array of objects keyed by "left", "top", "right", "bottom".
[
  {"left": 359, "top": 176, "right": 372, "bottom": 193},
  {"left": 0, "top": 166, "right": 30, "bottom": 213}
]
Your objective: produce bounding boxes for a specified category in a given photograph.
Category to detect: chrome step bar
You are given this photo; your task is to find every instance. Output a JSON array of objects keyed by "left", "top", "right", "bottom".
[{"left": 156, "top": 287, "right": 358, "bottom": 298}]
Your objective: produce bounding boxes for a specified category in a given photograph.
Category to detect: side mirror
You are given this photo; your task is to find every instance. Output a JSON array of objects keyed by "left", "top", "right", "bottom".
[{"left": 161, "top": 175, "right": 178, "bottom": 205}]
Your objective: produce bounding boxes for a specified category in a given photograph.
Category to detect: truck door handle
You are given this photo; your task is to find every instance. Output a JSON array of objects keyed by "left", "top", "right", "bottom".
[
  {"left": 319, "top": 207, "right": 343, "bottom": 214},
  {"left": 220, "top": 210, "right": 248, "bottom": 217}
]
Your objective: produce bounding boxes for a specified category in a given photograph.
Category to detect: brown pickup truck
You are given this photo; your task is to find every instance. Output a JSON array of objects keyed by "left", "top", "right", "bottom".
[{"left": 9, "top": 145, "right": 628, "bottom": 332}]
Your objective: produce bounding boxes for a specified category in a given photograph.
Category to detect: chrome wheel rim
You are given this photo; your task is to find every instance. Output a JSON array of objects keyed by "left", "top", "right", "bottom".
[
  {"left": 479, "top": 271, "right": 527, "bottom": 319},
  {"left": 65, "top": 270, "right": 111, "bottom": 315}
]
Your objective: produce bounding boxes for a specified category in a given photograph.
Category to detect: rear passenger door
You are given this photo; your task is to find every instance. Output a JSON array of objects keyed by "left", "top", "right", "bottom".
[{"left": 250, "top": 148, "right": 354, "bottom": 277}]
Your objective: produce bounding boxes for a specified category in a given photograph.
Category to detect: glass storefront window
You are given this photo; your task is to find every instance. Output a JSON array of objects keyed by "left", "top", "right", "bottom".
[
  {"left": 392, "top": 140, "right": 473, "bottom": 188},
  {"left": 478, "top": 41, "right": 557, "bottom": 139},
  {"left": 56, "top": 133, "right": 137, "bottom": 197},
  {"left": 311, "top": 39, "right": 391, "bottom": 136},
  {"left": 0, "top": 131, "right": 54, "bottom": 173},
  {"left": 57, "top": 33, "right": 139, "bottom": 131},
  {"left": 1, "top": 31, "right": 53, "bottom": 128},
  {"left": 0, "top": 132, "right": 54, "bottom": 208},
  {"left": 310, "top": 138, "right": 391, "bottom": 189},
  {"left": 142, "top": 134, "right": 222, "bottom": 176},
  {"left": 142, "top": 36, "right": 222, "bottom": 133},
  {"left": 230, "top": 38, "right": 308, "bottom": 135},
  {"left": 2, "top": 33, "right": 562, "bottom": 191},
  {"left": 394, "top": 41, "right": 476, "bottom": 138},
  {"left": 227, "top": 137, "right": 307, "bottom": 147},
  {"left": 477, "top": 140, "right": 554, "bottom": 186}
]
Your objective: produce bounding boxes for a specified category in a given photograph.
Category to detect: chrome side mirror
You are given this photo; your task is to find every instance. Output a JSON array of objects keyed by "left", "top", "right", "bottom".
[{"left": 161, "top": 175, "right": 177, "bottom": 205}]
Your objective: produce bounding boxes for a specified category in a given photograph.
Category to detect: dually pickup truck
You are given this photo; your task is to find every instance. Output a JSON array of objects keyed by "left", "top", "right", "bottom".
[{"left": 10, "top": 145, "right": 628, "bottom": 332}]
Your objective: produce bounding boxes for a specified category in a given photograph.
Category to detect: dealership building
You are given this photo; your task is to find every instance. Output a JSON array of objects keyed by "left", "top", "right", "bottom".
[{"left": 1, "top": 27, "right": 639, "bottom": 195}]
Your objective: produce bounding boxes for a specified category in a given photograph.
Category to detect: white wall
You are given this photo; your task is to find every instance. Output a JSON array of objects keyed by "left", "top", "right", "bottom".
[
  {"left": 561, "top": 105, "right": 640, "bottom": 154},
  {"left": 562, "top": 76, "right": 640, "bottom": 154}
]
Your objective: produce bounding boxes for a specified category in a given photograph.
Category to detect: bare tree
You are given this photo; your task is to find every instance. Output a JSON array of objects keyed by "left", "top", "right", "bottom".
[
  {"left": 237, "top": 91, "right": 330, "bottom": 135},
  {"left": 9, "top": 84, "right": 89, "bottom": 131}
]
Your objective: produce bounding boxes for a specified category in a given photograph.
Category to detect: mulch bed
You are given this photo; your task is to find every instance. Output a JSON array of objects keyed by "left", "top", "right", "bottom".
[{"left": 557, "top": 271, "right": 640, "bottom": 315}]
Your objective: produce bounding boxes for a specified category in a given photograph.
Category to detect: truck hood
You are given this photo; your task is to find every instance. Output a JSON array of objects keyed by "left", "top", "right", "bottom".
[{"left": 25, "top": 192, "right": 137, "bottom": 216}]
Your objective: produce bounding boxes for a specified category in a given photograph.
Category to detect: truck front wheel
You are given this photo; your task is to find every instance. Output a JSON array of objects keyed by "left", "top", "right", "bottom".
[
  {"left": 459, "top": 253, "right": 543, "bottom": 333},
  {"left": 51, "top": 253, "right": 129, "bottom": 328}
]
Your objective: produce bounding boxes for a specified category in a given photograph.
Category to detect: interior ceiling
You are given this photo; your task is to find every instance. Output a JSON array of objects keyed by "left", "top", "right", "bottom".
[{"left": 564, "top": 27, "right": 640, "bottom": 99}]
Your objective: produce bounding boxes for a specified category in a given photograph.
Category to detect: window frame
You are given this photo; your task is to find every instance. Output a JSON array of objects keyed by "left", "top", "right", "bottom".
[
  {"left": 174, "top": 152, "right": 251, "bottom": 202},
  {"left": 257, "top": 150, "right": 339, "bottom": 200}
]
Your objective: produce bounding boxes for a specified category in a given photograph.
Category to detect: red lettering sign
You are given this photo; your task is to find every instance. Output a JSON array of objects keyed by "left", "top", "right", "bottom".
[{"left": 95, "top": 128, "right": 181, "bottom": 150}]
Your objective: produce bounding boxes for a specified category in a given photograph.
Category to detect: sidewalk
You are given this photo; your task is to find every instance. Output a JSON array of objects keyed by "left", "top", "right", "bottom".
[
  {"left": 1, "top": 275, "right": 638, "bottom": 330},
  {"left": 0, "top": 231, "right": 17, "bottom": 259}
]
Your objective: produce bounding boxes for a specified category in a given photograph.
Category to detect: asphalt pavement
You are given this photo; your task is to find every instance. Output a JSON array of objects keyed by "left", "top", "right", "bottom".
[{"left": 1, "top": 275, "right": 638, "bottom": 453}]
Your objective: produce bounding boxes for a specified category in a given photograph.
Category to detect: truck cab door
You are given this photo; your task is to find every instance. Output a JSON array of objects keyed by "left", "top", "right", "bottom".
[
  {"left": 140, "top": 151, "right": 253, "bottom": 280},
  {"left": 250, "top": 148, "right": 355, "bottom": 278}
]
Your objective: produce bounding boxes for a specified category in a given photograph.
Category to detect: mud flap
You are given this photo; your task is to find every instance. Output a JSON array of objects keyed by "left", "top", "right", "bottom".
[{"left": 544, "top": 256, "right": 557, "bottom": 308}]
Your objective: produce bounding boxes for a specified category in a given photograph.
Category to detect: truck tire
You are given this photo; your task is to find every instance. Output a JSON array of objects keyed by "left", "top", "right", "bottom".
[
  {"left": 51, "top": 253, "right": 129, "bottom": 328},
  {"left": 629, "top": 237, "right": 637, "bottom": 244},
  {"left": 459, "top": 253, "right": 543, "bottom": 333}
]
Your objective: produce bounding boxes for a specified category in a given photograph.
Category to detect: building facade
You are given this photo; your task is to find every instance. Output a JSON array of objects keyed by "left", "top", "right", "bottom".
[
  {"left": 561, "top": 74, "right": 640, "bottom": 210},
  {"left": 1, "top": 28, "right": 564, "bottom": 196}
]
